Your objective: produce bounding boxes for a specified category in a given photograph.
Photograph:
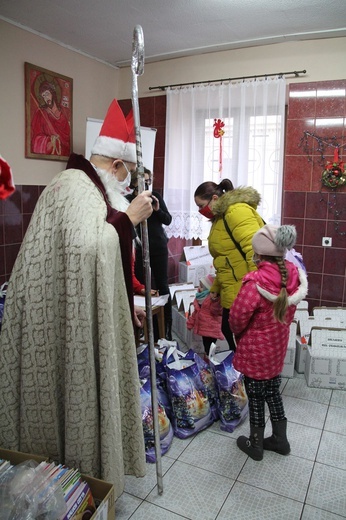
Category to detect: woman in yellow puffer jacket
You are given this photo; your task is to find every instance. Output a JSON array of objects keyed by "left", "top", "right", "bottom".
[{"left": 194, "top": 179, "right": 264, "bottom": 351}]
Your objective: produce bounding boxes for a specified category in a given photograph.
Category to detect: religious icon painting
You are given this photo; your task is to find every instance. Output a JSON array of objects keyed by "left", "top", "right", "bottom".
[{"left": 25, "top": 62, "right": 73, "bottom": 161}]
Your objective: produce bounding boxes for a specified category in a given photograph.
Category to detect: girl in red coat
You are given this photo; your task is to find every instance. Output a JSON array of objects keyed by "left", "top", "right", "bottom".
[
  {"left": 187, "top": 274, "right": 224, "bottom": 356},
  {"left": 229, "top": 224, "right": 308, "bottom": 461}
]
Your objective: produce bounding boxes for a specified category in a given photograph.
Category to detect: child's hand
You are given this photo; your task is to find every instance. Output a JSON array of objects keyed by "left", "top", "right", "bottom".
[{"left": 210, "top": 291, "right": 219, "bottom": 301}]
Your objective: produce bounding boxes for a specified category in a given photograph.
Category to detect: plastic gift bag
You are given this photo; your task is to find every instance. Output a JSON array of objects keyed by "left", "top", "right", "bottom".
[
  {"left": 184, "top": 349, "right": 219, "bottom": 421},
  {"left": 209, "top": 344, "right": 248, "bottom": 433},
  {"left": 136, "top": 344, "right": 172, "bottom": 419},
  {"left": 140, "top": 378, "right": 174, "bottom": 463},
  {"left": 285, "top": 248, "right": 307, "bottom": 274},
  {"left": 165, "top": 347, "right": 214, "bottom": 439}
]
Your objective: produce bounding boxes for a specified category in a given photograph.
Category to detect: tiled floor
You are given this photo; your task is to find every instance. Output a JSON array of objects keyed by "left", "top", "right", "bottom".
[{"left": 115, "top": 371, "right": 346, "bottom": 519}]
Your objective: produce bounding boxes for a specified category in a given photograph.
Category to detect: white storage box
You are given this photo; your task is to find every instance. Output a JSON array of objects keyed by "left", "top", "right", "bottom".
[
  {"left": 172, "top": 305, "right": 227, "bottom": 355},
  {"left": 296, "top": 300, "right": 309, "bottom": 310},
  {"left": 312, "top": 307, "right": 346, "bottom": 321},
  {"left": 295, "top": 316, "right": 344, "bottom": 373},
  {"left": 281, "top": 320, "right": 297, "bottom": 378},
  {"left": 179, "top": 246, "right": 215, "bottom": 286},
  {"left": 305, "top": 327, "right": 346, "bottom": 390},
  {"left": 294, "top": 308, "right": 309, "bottom": 322}
]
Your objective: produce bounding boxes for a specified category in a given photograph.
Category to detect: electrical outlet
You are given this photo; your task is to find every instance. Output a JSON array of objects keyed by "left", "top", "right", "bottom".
[{"left": 322, "top": 237, "right": 332, "bottom": 247}]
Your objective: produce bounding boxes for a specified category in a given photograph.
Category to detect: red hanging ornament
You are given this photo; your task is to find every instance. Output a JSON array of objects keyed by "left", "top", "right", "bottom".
[{"left": 213, "top": 119, "right": 225, "bottom": 179}]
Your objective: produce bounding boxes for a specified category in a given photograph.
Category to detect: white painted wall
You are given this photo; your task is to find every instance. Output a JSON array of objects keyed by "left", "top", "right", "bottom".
[
  {"left": 0, "top": 19, "right": 119, "bottom": 185},
  {"left": 118, "top": 38, "right": 346, "bottom": 100}
]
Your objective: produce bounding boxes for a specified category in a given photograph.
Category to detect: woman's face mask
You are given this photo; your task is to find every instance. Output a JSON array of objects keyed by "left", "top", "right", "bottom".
[{"left": 199, "top": 202, "right": 214, "bottom": 220}]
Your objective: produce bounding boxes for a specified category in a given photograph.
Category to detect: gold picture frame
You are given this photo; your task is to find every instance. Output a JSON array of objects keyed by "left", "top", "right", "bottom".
[{"left": 25, "top": 62, "right": 73, "bottom": 161}]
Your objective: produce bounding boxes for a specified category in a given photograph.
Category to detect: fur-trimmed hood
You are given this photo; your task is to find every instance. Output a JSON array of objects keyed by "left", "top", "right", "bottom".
[
  {"left": 244, "top": 260, "right": 308, "bottom": 306},
  {"left": 212, "top": 186, "right": 261, "bottom": 218}
]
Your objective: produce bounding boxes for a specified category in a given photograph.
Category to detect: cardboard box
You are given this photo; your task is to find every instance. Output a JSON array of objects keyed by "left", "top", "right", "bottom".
[
  {"left": 304, "top": 327, "right": 346, "bottom": 390},
  {"left": 179, "top": 246, "right": 215, "bottom": 286},
  {"left": 172, "top": 304, "right": 202, "bottom": 349},
  {"left": 169, "top": 282, "right": 195, "bottom": 300},
  {"left": 312, "top": 307, "right": 346, "bottom": 321},
  {"left": 172, "top": 305, "right": 227, "bottom": 354},
  {"left": 172, "top": 304, "right": 189, "bottom": 345},
  {"left": 295, "top": 316, "right": 344, "bottom": 373},
  {"left": 172, "top": 289, "right": 196, "bottom": 315},
  {"left": 281, "top": 321, "right": 297, "bottom": 378},
  {"left": 294, "top": 308, "right": 309, "bottom": 322},
  {"left": 0, "top": 449, "right": 115, "bottom": 520}
]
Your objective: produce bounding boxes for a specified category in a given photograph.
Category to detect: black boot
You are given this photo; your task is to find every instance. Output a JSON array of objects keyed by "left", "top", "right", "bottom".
[
  {"left": 164, "top": 299, "right": 173, "bottom": 341},
  {"left": 237, "top": 425, "right": 264, "bottom": 461},
  {"left": 263, "top": 419, "right": 290, "bottom": 455},
  {"left": 165, "top": 320, "right": 172, "bottom": 341}
]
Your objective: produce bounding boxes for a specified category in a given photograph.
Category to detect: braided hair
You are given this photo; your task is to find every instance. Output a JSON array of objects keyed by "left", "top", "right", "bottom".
[{"left": 258, "top": 255, "right": 289, "bottom": 323}]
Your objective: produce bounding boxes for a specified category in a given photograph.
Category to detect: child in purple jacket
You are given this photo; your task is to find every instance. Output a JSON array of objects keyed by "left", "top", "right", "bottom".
[
  {"left": 187, "top": 274, "right": 224, "bottom": 357},
  {"left": 229, "top": 225, "right": 308, "bottom": 461}
]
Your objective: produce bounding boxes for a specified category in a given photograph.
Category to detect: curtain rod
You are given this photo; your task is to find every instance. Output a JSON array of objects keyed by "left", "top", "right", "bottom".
[{"left": 149, "top": 69, "right": 307, "bottom": 91}]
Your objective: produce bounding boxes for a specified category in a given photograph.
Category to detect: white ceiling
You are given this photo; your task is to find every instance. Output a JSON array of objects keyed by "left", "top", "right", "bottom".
[{"left": 1, "top": 0, "right": 346, "bottom": 68}]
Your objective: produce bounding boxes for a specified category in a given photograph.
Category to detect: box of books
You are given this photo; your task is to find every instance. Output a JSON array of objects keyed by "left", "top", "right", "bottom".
[{"left": 0, "top": 448, "right": 115, "bottom": 520}]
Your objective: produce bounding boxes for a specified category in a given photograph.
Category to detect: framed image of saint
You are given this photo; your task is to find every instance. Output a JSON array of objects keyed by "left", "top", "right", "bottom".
[{"left": 25, "top": 62, "right": 73, "bottom": 161}]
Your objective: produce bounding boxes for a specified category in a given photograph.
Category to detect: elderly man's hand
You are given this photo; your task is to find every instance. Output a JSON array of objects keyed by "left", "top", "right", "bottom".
[
  {"left": 126, "top": 190, "right": 153, "bottom": 226},
  {"left": 134, "top": 305, "right": 146, "bottom": 328}
]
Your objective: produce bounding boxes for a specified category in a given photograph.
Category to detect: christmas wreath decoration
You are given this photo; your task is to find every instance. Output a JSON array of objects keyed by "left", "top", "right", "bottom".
[{"left": 321, "top": 148, "right": 346, "bottom": 189}]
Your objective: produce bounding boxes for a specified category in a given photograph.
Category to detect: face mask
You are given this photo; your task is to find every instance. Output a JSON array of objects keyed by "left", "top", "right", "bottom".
[
  {"left": 199, "top": 204, "right": 214, "bottom": 220},
  {"left": 252, "top": 253, "right": 261, "bottom": 265},
  {"left": 114, "top": 161, "right": 132, "bottom": 195}
]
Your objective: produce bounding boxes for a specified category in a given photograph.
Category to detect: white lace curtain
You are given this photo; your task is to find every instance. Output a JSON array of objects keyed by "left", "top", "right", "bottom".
[{"left": 163, "top": 77, "right": 286, "bottom": 239}]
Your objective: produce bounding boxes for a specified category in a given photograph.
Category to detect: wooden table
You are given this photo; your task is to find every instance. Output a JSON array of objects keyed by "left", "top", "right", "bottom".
[{"left": 134, "top": 296, "right": 165, "bottom": 345}]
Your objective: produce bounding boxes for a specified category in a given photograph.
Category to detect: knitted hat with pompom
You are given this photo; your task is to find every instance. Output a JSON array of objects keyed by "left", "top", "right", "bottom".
[
  {"left": 199, "top": 274, "right": 215, "bottom": 291},
  {"left": 252, "top": 224, "right": 297, "bottom": 257}
]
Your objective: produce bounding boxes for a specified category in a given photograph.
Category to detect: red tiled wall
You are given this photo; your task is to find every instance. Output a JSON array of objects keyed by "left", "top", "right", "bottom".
[
  {"left": 0, "top": 185, "right": 45, "bottom": 286},
  {"left": 283, "top": 80, "right": 346, "bottom": 310},
  {"left": 2, "top": 86, "right": 345, "bottom": 304}
]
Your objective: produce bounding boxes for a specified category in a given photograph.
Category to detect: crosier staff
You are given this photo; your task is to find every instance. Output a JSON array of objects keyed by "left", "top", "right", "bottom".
[{"left": 131, "top": 24, "right": 163, "bottom": 495}]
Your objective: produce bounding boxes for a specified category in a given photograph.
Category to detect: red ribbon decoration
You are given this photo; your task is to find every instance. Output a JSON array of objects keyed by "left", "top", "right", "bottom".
[{"left": 213, "top": 118, "right": 225, "bottom": 179}]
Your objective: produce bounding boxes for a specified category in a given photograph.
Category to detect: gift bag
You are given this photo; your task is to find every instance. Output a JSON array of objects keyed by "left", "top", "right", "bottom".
[
  {"left": 209, "top": 344, "right": 248, "bottom": 433},
  {"left": 166, "top": 348, "right": 213, "bottom": 439},
  {"left": 185, "top": 350, "right": 219, "bottom": 421},
  {"left": 140, "top": 378, "right": 174, "bottom": 463},
  {"left": 137, "top": 344, "right": 172, "bottom": 419}
]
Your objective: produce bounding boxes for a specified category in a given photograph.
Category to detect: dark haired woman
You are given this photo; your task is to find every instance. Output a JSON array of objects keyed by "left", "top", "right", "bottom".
[
  {"left": 194, "top": 179, "right": 263, "bottom": 351},
  {"left": 127, "top": 168, "right": 173, "bottom": 340}
]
